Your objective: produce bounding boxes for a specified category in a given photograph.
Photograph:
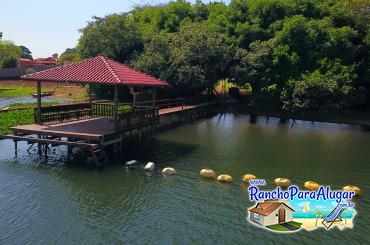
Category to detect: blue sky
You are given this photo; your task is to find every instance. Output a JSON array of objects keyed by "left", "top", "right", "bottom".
[{"left": 1, "top": 0, "right": 229, "bottom": 58}]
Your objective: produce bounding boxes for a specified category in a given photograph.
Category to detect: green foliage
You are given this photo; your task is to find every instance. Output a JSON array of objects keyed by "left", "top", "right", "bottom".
[
  {"left": 61, "top": 48, "right": 81, "bottom": 63},
  {"left": 1, "top": 56, "right": 17, "bottom": 68},
  {"left": 74, "top": 0, "right": 370, "bottom": 112},
  {"left": 20, "top": 46, "right": 33, "bottom": 60},
  {"left": 78, "top": 14, "right": 143, "bottom": 62},
  {"left": 0, "top": 40, "right": 22, "bottom": 68},
  {"left": 0, "top": 109, "right": 34, "bottom": 134},
  {"left": 281, "top": 60, "right": 366, "bottom": 112},
  {"left": 167, "top": 22, "right": 233, "bottom": 95}
]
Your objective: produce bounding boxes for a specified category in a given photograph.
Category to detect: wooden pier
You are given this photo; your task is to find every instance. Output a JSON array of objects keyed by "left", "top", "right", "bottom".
[
  {"left": 0, "top": 55, "right": 216, "bottom": 165},
  {"left": 0, "top": 98, "right": 214, "bottom": 165}
]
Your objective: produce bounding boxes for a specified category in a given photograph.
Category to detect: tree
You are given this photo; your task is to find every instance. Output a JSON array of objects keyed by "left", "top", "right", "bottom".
[
  {"left": 1, "top": 56, "right": 17, "bottom": 68},
  {"left": 281, "top": 60, "right": 366, "bottom": 112},
  {"left": 60, "top": 48, "right": 81, "bottom": 63},
  {"left": 232, "top": 40, "right": 274, "bottom": 95},
  {"left": 73, "top": 0, "right": 370, "bottom": 110},
  {"left": 0, "top": 41, "right": 21, "bottom": 68},
  {"left": 20, "top": 46, "right": 33, "bottom": 60},
  {"left": 132, "top": 34, "right": 171, "bottom": 80},
  {"left": 52, "top": 53, "right": 58, "bottom": 58},
  {"left": 166, "top": 22, "right": 233, "bottom": 96},
  {"left": 78, "top": 14, "right": 143, "bottom": 62}
]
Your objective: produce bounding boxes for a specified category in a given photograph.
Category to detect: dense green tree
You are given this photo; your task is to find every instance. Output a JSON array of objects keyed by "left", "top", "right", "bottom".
[
  {"left": 75, "top": 0, "right": 370, "bottom": 111},
  {"left": 167, "top": 23, "right": 233, "bottom": 96},
  {"left": 78, "top": 14, "right": 143, "bottom": 62},
  {"left": 1, "top": 56, "right": 17, "bottom": 68},
  {"left": 0, "top": 41, "right": 21, "bottom": 68},
  {"left": 281, "top": 59, "right": 365, "bottom": 112},
  {"left": 60, "top": 48, "right": 81, "bottom": 63},
  {"left": 19, "top": 46, "right": 33, "bottom": 60}
]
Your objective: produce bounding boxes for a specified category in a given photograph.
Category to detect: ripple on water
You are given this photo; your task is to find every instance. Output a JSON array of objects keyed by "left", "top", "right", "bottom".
[{"left": 0, "top": 114, "right": 369, "bottom": 244}]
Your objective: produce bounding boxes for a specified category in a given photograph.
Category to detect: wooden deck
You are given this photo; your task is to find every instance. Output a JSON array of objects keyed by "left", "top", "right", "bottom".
[
  {"left": 11, "top": 118, "right": 115, "bottom": 141},
  {"left": 0, "top": 99, "right": 216, "bottom": 165},
  {"left": 159, "top": 102, "right": 216, "bottom": 116},
  {"left": 10, "top": 102, "right": 214, "bottom": 142}
]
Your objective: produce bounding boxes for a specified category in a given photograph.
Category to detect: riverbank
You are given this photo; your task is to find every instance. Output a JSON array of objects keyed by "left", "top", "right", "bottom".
[
  {"left": 0, "top": 80, "right": 87, "bottom": 100},
  {"left": 225, "top": 101, "right": 370, "bottom": 128},
  {"left": 249, "top": 109, "right": 370, "bottom": 128}
]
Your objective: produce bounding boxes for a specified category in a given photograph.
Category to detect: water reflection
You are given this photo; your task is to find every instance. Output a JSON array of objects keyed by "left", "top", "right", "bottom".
[{"left": 0, "top": 113, "right": 369, "bottom": 244}]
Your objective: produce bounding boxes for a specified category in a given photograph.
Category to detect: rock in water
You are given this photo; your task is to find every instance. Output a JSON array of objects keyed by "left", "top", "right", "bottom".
[
  {"left": 200, "top": 169, "right": 216, "bottom": 179},
  {"left": 242, "top": 174, "right": 257, "bottom": 183},
  {"left": 144, "top": 162, "right": 155, "bottom": 171},
  {"left": 217, "top": 174, "right": 233, "bottom": 183},
  {"left": 162, "top": 167, "right": 176, "bottom": 175}
]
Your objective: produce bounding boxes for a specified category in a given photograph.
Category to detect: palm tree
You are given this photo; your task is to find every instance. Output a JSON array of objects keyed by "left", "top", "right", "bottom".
[{"left": 315, "top": 209, "right": 324, "bottom": 227}]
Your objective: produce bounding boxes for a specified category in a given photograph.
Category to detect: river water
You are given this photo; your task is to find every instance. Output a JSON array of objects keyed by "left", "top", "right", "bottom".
[
  {"left": 0, "top": 113, "right": 369, "bottom": 244},
  {"left": 0, "top": 97, "right": 70, "bottom": 108}
]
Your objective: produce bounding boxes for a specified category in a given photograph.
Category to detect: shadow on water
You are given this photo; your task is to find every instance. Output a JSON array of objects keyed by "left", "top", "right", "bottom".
[{"left": 120, "top": 139, "right": 199, "bottom": 165}]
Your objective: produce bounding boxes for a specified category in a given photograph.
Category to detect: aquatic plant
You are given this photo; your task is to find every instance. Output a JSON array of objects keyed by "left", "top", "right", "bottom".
[{"left": 0, "top": 109, "right": 34, "bottom": 134}]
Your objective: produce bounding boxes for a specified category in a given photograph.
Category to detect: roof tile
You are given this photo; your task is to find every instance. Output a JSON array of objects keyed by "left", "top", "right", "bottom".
[{"left": 21, "top": 56, "right": 168, "bottom": 87}]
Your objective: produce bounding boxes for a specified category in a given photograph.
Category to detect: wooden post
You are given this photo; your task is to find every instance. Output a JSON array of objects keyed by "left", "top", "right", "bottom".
[
  {"left": 89, "top": 84, "right": 93, "bottom": 117},
  {"left": 114, "top": 85, "right": 119, "bottom": 132},
  {"left": 130, "top": 87, "right": 136, "bottom": 107},
  {"left": 36, "top": 81, "right": 42, "bottom": 125},
  {"left": 14, "top": 132, "right": 18, "bottom": 157},
  {"left": 152, "top": 88, "right": 156, "bottom": 108}
]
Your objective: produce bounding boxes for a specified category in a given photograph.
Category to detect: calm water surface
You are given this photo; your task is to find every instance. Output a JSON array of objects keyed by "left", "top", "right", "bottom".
[{"left": 0, "top": 113, "right": 369, "bottom": 244}]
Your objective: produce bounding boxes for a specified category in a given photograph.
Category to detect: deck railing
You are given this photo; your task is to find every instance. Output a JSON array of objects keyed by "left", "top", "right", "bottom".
[
  {"left": 35, "top": 97, "right": 209, "bottom": 125},
  {"left": 134, "top": 98, "right": 185, "bottom": 110},
  {"left": 36, "top": 102, "right": 93, "bottom": 124},
  {"left": 92, "top": 102, "right": 114, "bottom": 118},
  {"left": 117, "top": 108, "right": 159, "bottom": 131}
]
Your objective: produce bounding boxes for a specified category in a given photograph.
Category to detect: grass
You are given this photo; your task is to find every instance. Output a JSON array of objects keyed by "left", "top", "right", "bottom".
[
  {"left": 6, "top": 102, "right": 61, "bottom": 109},
  {"left": 288, "top": 221, "right": 303, "bottom": 228},
  {"left": 215, "top": 79, "right": 252, "bottom": 95},
  {"left": 0, "top": 86, "right": 41, "bottom": 97},
  {"left": 266, "top": 224, "right": 290, "bottom": 231},
  {"left": 266, "top": 221, "right": 302, "bottom": 232},
  {"left": 0, "top": 81, "right": 88, "bottom": 99}
]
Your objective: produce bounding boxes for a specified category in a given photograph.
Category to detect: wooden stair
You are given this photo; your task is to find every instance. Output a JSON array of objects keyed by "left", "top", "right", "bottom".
[{"left": 91, "top": 147, "right": 109, "bottom": 166}]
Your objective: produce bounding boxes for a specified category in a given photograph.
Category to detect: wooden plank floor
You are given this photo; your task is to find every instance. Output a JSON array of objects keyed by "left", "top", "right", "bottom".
[
  {"left": 11, "top": 118, "right": 115, "bottom": 141},
  {"left": 9, "top": 102, "right": 215, "bottom": 141},
  {"left": 159, "top": 102, "right": 214, "bottom": 116}
]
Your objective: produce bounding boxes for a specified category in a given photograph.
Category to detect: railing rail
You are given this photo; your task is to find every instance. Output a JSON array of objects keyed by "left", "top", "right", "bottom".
[
  {"left": 134, "top": 98, "right": 185, "bottom": 110},
  {"left": 36, "top": 102, "right": 92, "bottom": 124},
  {"left": 117, "top": 108, "right": 159, "bottom": 131},
  {"left": 35, "top": 96, "right": 210, "bottom": 124}
]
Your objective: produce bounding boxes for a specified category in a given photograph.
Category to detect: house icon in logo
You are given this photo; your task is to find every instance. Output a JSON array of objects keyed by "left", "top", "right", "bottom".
[{"left": 249, "top": 201, "right": 295, "bottom": 227}]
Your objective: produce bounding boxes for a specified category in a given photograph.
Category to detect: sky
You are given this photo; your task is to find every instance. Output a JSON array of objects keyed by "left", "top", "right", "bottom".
[{"left": 0, "top": 0, "right": 229, "bottom": 58}]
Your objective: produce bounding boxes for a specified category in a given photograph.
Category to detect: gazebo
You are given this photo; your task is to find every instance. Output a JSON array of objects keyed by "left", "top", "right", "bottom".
[{"left": 22, "top": 55, "right": 168, "bottom": 130}]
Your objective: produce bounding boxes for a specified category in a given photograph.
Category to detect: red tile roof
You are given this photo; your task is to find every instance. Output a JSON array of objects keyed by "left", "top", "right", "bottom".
[
  {"left": 249, "top": 202, "right": 294, "bottom": 216},
  {"left": 21, "top": 56, "right": 168, "bottom": 87}
]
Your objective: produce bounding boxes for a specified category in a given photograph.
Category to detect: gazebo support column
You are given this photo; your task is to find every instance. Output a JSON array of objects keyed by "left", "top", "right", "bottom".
[
  {"left": 113, "top": 85, "right": 119, "bottom": 132},
  {"left": 152, "top": 88, "right": 156, "bottom": 108},
  {"left": 151, "top": 87, "right": 157, "bottom": 139},
  {"left": 89, "top": 84, "right": 93, "bottom": 117},
  {"left": 36, "top": 81, "right": 42, "bottom": 125}
]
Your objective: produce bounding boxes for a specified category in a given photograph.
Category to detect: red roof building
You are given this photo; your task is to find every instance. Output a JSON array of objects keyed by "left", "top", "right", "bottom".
[
  {"left": 22, "top": 55, "right": 168, "bottom": 87},
  {"left": 34, "top": 57, "right": 60, "bottom": 65}
]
